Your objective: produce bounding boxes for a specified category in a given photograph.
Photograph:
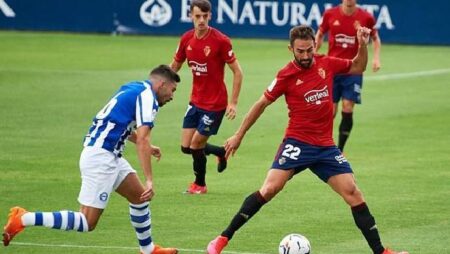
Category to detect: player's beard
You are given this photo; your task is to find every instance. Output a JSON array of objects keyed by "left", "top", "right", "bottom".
[{"left": 294, "top": 56, "right": 313, "bottom": 69}]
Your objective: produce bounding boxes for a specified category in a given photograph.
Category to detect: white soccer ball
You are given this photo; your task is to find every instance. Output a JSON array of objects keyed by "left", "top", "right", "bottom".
[{"left": 278, "top": 233, "right": 311, "bottom": 254}]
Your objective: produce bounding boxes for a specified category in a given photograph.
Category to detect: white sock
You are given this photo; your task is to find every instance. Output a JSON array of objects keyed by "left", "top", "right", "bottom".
[
  {"left": 129, "top": 202, "right": 153, "bottom": 254},
  {"left": 21, "top": 211, "right": 88, "bottom": 232}
]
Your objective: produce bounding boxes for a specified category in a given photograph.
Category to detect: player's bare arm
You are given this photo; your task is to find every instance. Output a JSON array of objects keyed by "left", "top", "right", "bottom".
[
  {"left": 225, "top": 59, "right": 243, "bottom": 120},
  {"left": 128, "top": 131, "right": 161, "bottom": 161},
  {"left": 135, "top": 125, "right": 155, "bottom": 201},
  {"left": 169, "top": 59, "right": 184, "bottom": 72},
  {"left": 314, "top": 30, "right": 325, "bottom": 53},
  {"left": 371, "top": 33, "right": 381, "bottom": 72},
  {"left": 348, "top": 27, "right": 370, "bottom": 74},
  {"left": 224, "top": 95, "right": 272, "bottom": 158}
]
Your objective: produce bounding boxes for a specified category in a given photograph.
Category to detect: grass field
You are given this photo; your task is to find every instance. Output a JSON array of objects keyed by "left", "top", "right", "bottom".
[{"left": 0, "top": 31, "right": 449, "bottom": 254}]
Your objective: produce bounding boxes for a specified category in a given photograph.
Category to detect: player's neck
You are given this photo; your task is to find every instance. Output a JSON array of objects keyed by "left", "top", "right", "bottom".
[
  {"left": 195, "top": 27, "right": 210, "bottom": 39},
  {"left": 341, "top": 4, "right": 357, "bottom": 15}
]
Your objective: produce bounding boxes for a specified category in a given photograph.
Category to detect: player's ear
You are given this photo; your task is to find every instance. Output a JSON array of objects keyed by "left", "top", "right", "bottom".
[{"left": 288, "top": 44, "right": 293, "bottom": 52}]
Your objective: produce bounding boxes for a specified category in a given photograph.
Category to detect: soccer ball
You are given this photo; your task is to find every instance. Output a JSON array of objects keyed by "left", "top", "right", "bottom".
[{"left": 278, "top": 233, "right": 311, "bottom": 254}]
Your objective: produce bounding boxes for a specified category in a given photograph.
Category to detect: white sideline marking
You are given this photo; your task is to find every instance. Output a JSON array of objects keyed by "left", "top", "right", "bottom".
[
  {"left": 13, "top": 241, "right": 270, "bottom": 254},
  {"left": 1, "top": 68, "right": 450, "bottom": 81},
  {"left": 365, "top": 68, "right": 450, "bottom": 81}
]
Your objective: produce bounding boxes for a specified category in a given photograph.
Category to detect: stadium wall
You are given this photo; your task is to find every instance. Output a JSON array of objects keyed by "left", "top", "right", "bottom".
[{"left": 1, "top": 0, "right": 449, "bottom": 45}]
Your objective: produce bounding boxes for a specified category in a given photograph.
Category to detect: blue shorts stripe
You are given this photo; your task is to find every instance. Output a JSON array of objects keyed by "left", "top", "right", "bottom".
[
  {"left": 67, "top": 211, "right": 75, "bottom": 230},
  {"left": 52, "top": 212, "right": 62, "bottom": 229},
  {"left": 139, "top": 237, "right": 152, "bottom": 247},
  {"left": 130, "top": 214, "right": 149, "bottom": 223},
  {"left": 35, "top": 212, "right": 43, "bottom": 226},
  {"left": 135, "top": 225, "right": 151, "bottom": 233}
]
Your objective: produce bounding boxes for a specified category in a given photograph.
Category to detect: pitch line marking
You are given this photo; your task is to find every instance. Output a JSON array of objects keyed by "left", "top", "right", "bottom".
[
  {"left": 12, "top": 241, "right": 271, "bottom": 254},
  {"left": 365, "top": 68, "right": 450, "bottom": 81},
  {"left": 1, "top": 68, "right": 450, "bottom": 81}
]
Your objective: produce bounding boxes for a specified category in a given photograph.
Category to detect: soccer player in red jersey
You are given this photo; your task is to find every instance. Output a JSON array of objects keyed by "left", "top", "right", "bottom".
[
  {"left": 316, "top": 0, "right": 382, "bottom": 152},
  {"left": 170, "top": 0, "right": 243, "bottom": 194},
  {"left": 206, "top": 26, "right": 407, "bottom": 254}
]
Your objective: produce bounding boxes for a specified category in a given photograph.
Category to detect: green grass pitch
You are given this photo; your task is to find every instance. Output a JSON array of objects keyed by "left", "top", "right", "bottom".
[{"left": 0, "top": 31, "right": 449, "bottom": 253}]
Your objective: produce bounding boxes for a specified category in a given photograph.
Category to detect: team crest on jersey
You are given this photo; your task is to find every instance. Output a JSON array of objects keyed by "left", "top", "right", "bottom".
[
  {"left": 333, "top": 20, "right": 340, "bottom": 26},
  {"left": 204, "top": 46, "right": 211, "bottom": 56},
  {"left": 187, "top": 45, "right": 192, "bottom": 51},
  {"left": 296, "top": 79, "right": 303, "bottom": 85},
  {"left": 318, "top": 68, "right": 326, "bottom": 79},
  {"left": 353, "top": 20, "right": 361, "bottom": 29}
]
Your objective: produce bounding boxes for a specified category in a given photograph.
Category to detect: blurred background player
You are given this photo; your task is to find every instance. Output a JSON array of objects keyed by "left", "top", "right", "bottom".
[
  {"left": 316, "top": 0, "right": 381, "bottom": 152},
  {"left": 170, "top": 0, "right": 243, "bottom": 194},
  {"left": 3, "top": 65, "right": 180, "bottom": 254},
  {"left": 206, "top": 25, "right": 407, "bottom": 254}
]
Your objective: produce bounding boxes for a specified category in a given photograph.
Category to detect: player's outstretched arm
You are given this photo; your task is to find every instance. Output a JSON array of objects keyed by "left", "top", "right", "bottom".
[
  {"left": 224, "top": 95, "right": 272, "bottom": 158},
  {"left": 226, "top": 59, "right": 244, "bottom": 120},
  {"left": 348, "top": 27, "right": 370, "bottom": 74}
]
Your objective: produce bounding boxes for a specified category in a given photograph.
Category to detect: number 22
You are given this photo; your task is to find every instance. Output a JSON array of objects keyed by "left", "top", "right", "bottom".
[{"left": 281, "top": 144, "right": 301, "bottom": 160}]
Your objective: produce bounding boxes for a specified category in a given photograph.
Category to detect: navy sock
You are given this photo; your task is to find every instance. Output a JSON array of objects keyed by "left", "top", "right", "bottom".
[
  {"left": 204, "top": 143, "right": 225, "bottom": 157},
  {"left": 222, "top": 191, "right": 267, "bottom": 240},
  {"left": 338, "top": 112, "right": 353, "bottom": 152},
  {"left": 352, "top": 202, "right": 384, "bottom": 254},
  {"left": 191, "top": 148, "right": 207, "bottom": 186}
]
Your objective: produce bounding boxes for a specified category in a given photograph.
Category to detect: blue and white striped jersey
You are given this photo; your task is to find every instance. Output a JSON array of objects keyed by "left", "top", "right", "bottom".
[{"left": 83, "top": 80, "right": 159, "bottom": 156}]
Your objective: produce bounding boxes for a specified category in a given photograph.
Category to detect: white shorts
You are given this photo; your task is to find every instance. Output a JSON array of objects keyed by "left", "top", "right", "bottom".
[{"left": 78, "top": 146, "right": 136, "bottom": 209}]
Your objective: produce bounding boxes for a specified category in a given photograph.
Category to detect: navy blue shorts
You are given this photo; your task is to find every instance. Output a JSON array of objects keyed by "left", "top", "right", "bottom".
[
  {"left": 332, "top": 74, "right": 363, "bottom": 104},
  {"left": 182, "top": 103, "right": 225, "bottom": 136},
  {"left": 271, "top": 138, "right": 353, "bottom": 182}
]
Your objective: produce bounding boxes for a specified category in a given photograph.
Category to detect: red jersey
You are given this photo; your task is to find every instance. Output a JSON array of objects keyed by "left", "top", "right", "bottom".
[
  {"left": 174, "top": 27, "right": 236, "bottom": 111},
  {"left": 264, "top": 55, "right": 352, "bottom": 146},
  {"left": 319, "top": 6, "right": 377, "bottom": 60}
]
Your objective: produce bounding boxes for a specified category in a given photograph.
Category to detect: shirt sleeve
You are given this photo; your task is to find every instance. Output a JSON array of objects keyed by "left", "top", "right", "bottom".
[
  {"left": 367, "top": 14, "right": 377, "bottom": 37},
  {"left": 264, "top": 73, "right": 288, "bottom": 102},
  {"left": 136, "top": 89, "right": 157, "bottom": 128},
  {"left": 220, "top": 36, "right": 236, "bottom": 64},
  {"left": 174, "top": 35, "right": 187, "bottom": 63},
  {"left": 319, "top": 10, "right": 330, "bottom": 33},
  {"left": 327, "top": 56, "right": 352, "bottom": 75}
]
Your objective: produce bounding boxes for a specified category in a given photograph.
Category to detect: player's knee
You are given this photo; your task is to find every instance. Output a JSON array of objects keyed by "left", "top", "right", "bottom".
[
  {"left": 260, "top": 185, "right": 283, "bottom": 201},
  {"left": 344, "top": 185, "right": 364, "bottom": 205},
  {"left": 181, "top": 146, "right": 191, "bottom": 154}
]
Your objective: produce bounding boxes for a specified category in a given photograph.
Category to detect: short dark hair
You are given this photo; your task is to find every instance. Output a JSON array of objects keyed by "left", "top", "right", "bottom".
[
  {"left": 190, "top": 0, "right": 211, "bottom": 12},
  {"left": 289, "top": 25, "right": 315, "bottom": 46},
  {"left": 150, "top": 65, "right": 180, "bottom": 83}
]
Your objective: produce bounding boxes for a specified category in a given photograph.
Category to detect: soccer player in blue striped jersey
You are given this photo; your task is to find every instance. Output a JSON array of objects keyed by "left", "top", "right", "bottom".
[{"left": 3, "top": 65, "right": 180, "bottom": 254}]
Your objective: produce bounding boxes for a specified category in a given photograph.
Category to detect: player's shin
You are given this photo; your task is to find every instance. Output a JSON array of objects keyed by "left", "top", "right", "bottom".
[
  {"left": 351, "top": 202, "right": 384, "bottom": 254},
  {"left": 204, "top": 143, "right": 225, "bottom": 157},
  {"left": 191, "top": 148, "right": 207, "bottom": 186},
  {"left": 222, "top": 191, "right": 267, "bottom": 240},
  {"left": 22, "top": 210, "right": 89, "bottom": 232},
  {"left": 338, "top": 112, "right": 353, "bottom": 151},
  {"left": 129, "top": 202, "right": 153, "bottom": 254}
]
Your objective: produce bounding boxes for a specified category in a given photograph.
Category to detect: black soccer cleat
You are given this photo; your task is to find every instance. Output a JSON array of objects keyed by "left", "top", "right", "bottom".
[{"left": 217, "top": 156, "right": 227, "bottom": 173}]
